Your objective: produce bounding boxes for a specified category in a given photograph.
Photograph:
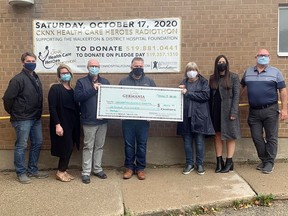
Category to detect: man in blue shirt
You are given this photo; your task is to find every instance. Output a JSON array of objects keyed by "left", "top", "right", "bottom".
[{"left": 241, "top": 49, "right": 287, "bottom": 174}]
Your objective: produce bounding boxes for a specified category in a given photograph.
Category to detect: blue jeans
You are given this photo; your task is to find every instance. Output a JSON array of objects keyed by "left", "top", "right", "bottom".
[
  {"left": 248, "top": 104, "right": 279, "bottom": 164},
  {"left": 12, "top": 119, "right": 43, "bottom": 176},
  {"left": 183, "top": 133, "right": 205, "bottom": 166},
  {"left": 122, "top": 120, "right": 149, "bottom": 171}
]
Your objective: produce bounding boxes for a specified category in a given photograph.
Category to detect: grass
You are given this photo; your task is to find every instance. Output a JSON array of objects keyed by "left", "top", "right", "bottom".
[
  {"left": 232, "top": 193, "right": 275, "bottom": 210},
  {"left": 122, "top": 194, "right": 276, "bottom": 216}
]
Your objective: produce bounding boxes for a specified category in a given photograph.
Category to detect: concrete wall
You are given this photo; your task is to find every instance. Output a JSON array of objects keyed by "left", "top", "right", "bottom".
[
  {"left": 1, "top": 137, "right": 288, "bottom": 170},
  {"left": 0, "top": 0, "right": 288, "bottom": 169}
]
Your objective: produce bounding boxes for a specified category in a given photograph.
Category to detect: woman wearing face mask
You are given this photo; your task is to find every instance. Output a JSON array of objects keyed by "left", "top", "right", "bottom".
[
  {"left": 48, "top": 64, "right": 80, "bottom": 182},
  {"left": 177, "top": 62, "right": 215, "bottom": 175},
  {"left": 209, "top": 55, "right": 241, "bottom": 173}
]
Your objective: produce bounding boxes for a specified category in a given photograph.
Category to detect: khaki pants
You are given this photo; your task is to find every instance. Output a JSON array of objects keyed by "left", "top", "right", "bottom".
[{"left": 81, "top": 124, "right": 107, "bottom": 176}]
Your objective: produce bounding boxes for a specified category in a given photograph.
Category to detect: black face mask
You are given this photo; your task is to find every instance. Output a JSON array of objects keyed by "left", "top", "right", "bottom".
[
  {"left": 132, "top": 67, "right": 143, "bottom": 76},
  {"left": 217, "top": 63, "right": 227, "bottom": 72}
]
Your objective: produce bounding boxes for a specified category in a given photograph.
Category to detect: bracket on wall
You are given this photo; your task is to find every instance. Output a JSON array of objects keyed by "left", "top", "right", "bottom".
[{"left": 9, "top": 0, "right": 34, "bottom": 6}]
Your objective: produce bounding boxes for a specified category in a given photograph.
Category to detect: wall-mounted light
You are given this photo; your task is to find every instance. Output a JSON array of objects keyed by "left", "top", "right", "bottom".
[{"left": 9, "top": 0, "right": 34, "bottom": 6}]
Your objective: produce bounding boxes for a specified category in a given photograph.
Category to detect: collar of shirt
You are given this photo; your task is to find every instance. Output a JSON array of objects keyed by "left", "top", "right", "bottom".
[{"left": 254, "top": 65, "right": 269, "bottom": 73}]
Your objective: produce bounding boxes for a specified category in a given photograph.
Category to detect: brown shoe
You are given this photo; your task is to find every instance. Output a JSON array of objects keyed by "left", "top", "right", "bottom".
[
  {"left": 123, "top": 169, "right": 133, "bottom": 179},
  {"left": 137, "top": 170, "right": 145, "bottom": 180}
]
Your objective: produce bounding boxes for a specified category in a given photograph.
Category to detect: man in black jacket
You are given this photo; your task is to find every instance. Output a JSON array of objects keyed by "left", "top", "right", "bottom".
[
  {"left": 119, "top": 57, "right": 156, "bottom": 180},
  {"left": 3, "top": 52, "right": 48, "bottom": 184}
]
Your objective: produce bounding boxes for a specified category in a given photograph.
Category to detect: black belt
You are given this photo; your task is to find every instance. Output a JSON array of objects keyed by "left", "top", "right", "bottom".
[{"left": 251, "top": 101, "right": 278, "bottom": 110}]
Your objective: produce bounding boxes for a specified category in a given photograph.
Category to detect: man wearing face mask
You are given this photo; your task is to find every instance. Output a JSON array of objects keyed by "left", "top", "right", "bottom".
[
  {"left": 74, "top": 59, "right": 110, "bottom": 184},
  {"left": 119, "top": 57, "right": 156, "bottom": 180},
  {"left": 3, "top": 52, "right": 48, "bottom": 184},
  {"left": 241, "top": 49, "right": 287, "bottom": 174}
]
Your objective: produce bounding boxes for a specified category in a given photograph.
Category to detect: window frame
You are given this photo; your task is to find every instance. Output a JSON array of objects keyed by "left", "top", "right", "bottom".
[{"left": 278, "top": 4, "right": 288, "bottom": 56}]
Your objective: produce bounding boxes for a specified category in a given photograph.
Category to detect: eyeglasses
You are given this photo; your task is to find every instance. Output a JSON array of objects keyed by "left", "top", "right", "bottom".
[
  {"left": 89, "top": 66, "right": 99, "bottom": 68},
  {"left": 60, "top": 72, "right": 70, "bottom": 75},
  {"left": 257, "top": 54, "right": 269, "bottom": 57}
]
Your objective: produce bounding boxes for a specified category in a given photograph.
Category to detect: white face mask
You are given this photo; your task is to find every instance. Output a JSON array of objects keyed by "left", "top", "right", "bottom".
[{"left": 187, "top": 70, "right": 198, "bottom": 78}]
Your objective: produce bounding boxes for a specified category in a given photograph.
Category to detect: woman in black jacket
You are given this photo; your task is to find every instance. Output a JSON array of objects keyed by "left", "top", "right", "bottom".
[
  {"left": 48, "top": 64, "right": 80, "bottom": 182},
  {"left": 177, "top": 62, "right": 215, "bottom": 175}
]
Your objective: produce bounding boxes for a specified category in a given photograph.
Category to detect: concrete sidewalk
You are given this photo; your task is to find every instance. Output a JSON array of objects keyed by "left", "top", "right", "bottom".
[{"left": 0, "top": 162, "right": 288, "bottom": 216}]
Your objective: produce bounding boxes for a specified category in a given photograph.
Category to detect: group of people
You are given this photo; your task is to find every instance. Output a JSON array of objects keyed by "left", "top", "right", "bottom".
[
  {"left": 178, "top": 55, "right": 241, "bottom": 176},
  {"left": 2, "top": 49, "right": 287, "bottom": 184},
  {"left": 179, "top": 49, "right": 287, "bottom": 176}
]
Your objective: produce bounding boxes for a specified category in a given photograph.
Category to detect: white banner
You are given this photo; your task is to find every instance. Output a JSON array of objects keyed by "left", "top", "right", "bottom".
[
  {"left": 33, "top": 18, "right": 181, "bottom": 73},
  {"left": 97, "top": 85, "right": 183, "bottom": 122}
]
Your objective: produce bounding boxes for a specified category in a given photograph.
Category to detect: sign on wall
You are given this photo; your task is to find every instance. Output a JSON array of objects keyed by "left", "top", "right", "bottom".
[{"left": 33, "top": 18, "right": 181, "bottom": 73}]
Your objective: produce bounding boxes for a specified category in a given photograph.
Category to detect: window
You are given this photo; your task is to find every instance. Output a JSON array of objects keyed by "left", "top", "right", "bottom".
[{"left": 278, "top": 4, "right": 288, "bottom": 56}]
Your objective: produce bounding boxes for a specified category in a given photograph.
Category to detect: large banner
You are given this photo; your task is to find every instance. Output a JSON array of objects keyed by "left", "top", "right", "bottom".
[
  {"left": 97, "top": 85, "right": 183, "bottom": 122},
  {"left": 33, "top": 18, "right": 181, "bottom": 73}
]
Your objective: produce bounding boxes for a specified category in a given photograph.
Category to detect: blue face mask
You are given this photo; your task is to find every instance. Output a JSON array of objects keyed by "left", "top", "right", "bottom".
[
  {"left": 24, "top": 63, "right": 36, "bottom": 71},
  {"left": 60, "top": 73, "right": 72, "bottom": 82},
  {"left": 89, "top": 67, "right": 100, "bottom": 76},
  {"left": 257, "top": 56, "right": 269, "bottom": 65}
]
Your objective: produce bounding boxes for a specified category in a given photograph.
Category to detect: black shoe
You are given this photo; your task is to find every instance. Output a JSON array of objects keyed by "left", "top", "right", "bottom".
[
  {"left": 82, "top": 175, "right": 90, "bottom": 184},
  {"left": 27, "top": 171, "right": 49, "bottom": 179},
  {"left": 215, "top": 156, "right": 224, "bottom": 173},
  {"left": 196, "top": 165, "right": 205, "bottom": 175},
  {"left": 256, "top": 162, "right": 264, "bottom": 171},
  {"left": 221, "top": 158, "right": 234, "bottom": 173},
  {"left": 182, "top": 164, "right": 194, "bottom": 175},
  {"left": 94, "top": 171, "right": 107, "bottom": 179},
  {"left": 262, "top": 162, "right": 274, "bottom": 174}
]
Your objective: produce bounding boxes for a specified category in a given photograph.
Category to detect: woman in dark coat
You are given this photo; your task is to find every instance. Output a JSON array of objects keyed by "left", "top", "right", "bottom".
[
  {"left": 48, "top": 64, "right": 80, "bottom": 182},
  {"left": 209, "top": 55, "right": 241, "bottom": 173},
  {"left": 177, "top": 62, "right": 215, "bottom": 175}
]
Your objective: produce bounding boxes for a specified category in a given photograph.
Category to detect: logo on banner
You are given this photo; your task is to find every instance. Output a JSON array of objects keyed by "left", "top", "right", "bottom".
[
  {"left": 151, "top": 61, "right": 178, "bottom": 71},
  {"left": 152, "top": 61, "right": 159, "bottom": 69},
  {"left": 38, "top": 46, "right": 54, "bottom": 69},
  {"left": 38, "top": 46, "right": 72, "bottom": 69}
]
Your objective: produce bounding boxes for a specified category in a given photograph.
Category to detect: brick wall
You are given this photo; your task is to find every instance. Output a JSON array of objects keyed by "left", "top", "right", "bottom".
[{"left": 0, "top": 0, "right": 287, "bottom": 150}]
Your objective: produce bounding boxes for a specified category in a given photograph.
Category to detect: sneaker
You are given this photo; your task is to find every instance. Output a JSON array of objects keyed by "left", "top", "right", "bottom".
[
  {"left": 94, "top": 171, "right": 107, "bottom": 179},
  {"left": 262, "top": 162, "right": 274, "bottom": 174},
  {"left": 182, "top": 164, "right": 194, "bottom": 175},
  {"left": 256, "top": 162, "right": 264, "bottom": 171},
  {"left": 18, "top": 174, "right": 31, "bottom": 184},
  {"left": 196, "top": 165, "right": 205, "bottom": 175},
  {"left": 82, "top": 175, "right": 90, "bottom": 184},
  {"left": 27, "top": 171, "right": 48, "bottom": 179}
]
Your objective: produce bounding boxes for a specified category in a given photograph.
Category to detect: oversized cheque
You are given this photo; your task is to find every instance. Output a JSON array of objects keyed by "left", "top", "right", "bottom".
[{"left": 97, "top": 85, "right": 183, "bottom": 121}]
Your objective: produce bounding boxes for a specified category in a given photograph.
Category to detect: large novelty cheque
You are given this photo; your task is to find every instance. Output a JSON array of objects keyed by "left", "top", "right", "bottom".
[{"left": 97, "top": 85, "right": 183, "bottom": 122}]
